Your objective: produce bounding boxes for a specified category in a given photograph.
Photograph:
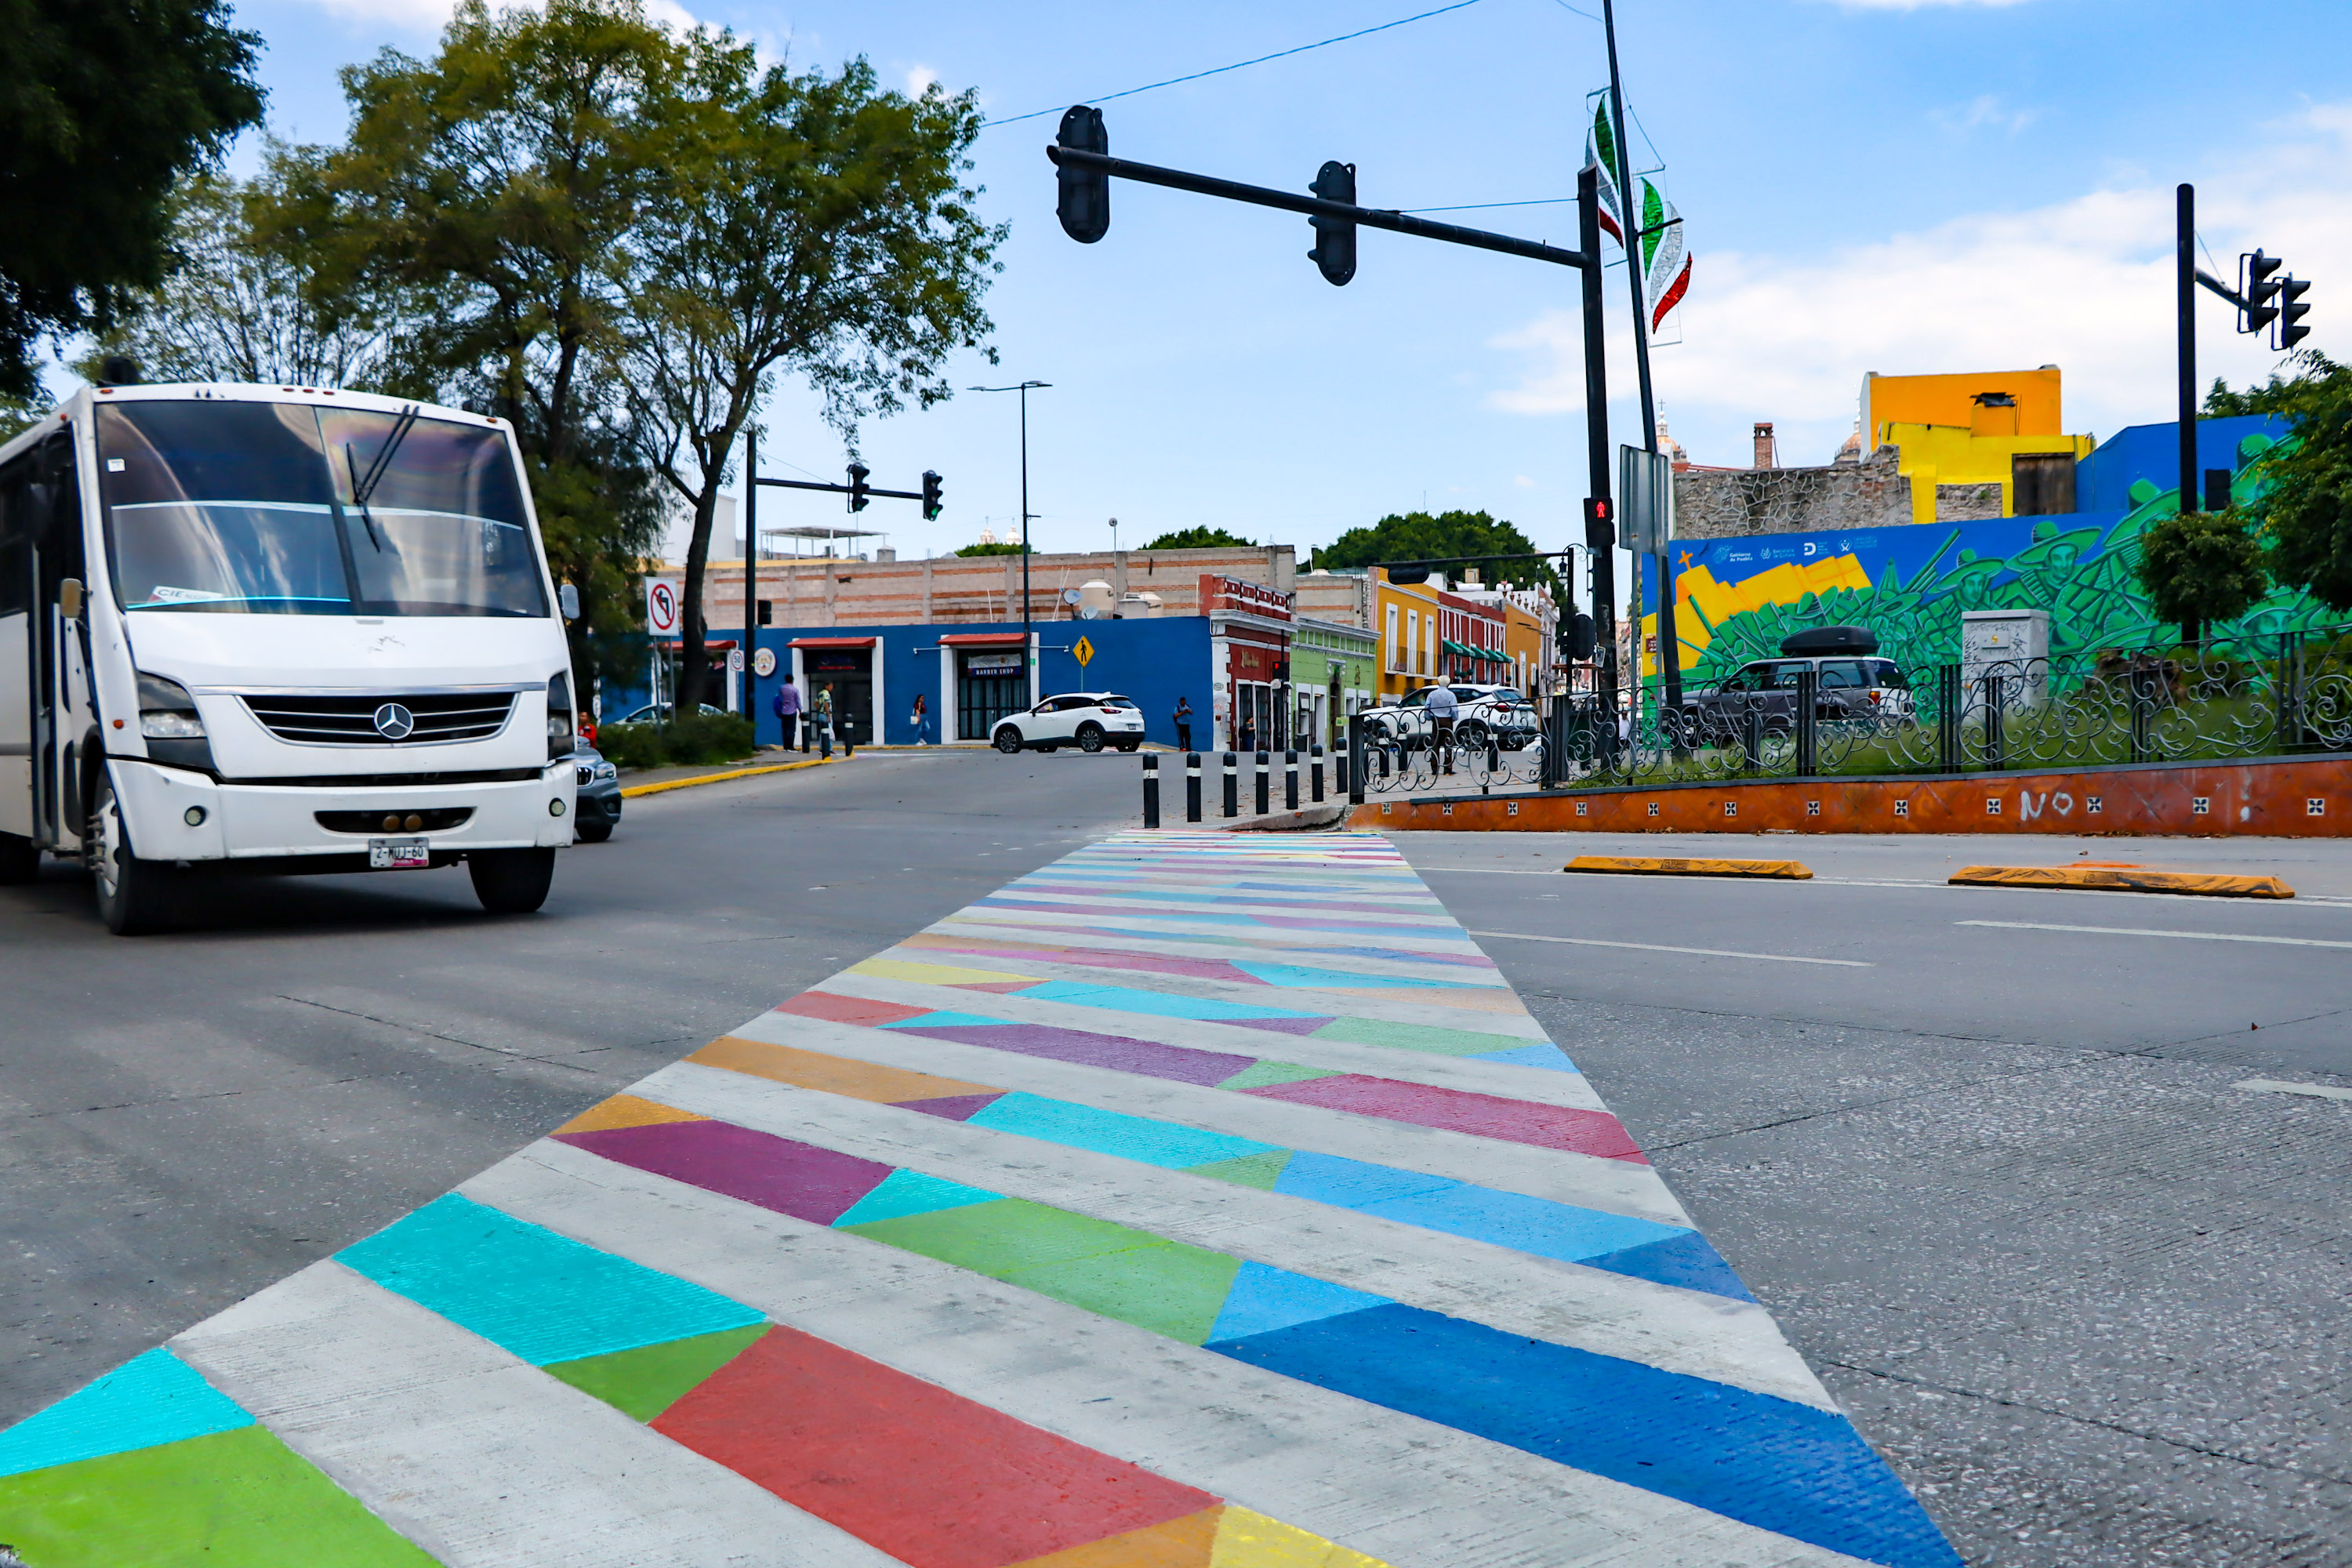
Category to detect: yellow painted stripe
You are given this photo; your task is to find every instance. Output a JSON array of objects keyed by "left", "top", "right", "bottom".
[
  {"left": 1949, "top": 866, "right": 2294, "bottom": 898},
  {"left": 618, "top": 757, "right": 838, "bottom": 798},
  {"left": 1564, "top": 855, "right": 1813, "bottom": 880}
]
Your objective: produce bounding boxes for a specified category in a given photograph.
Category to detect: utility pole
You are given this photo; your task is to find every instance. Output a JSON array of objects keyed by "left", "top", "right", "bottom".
[
  {"left": 1577, "top": 162, "right": 1618, "bottom": 765},
  {"left": 2176, "top": 183, "right": 2198, "bottom": 515},
  {"left": 970, "top": 380, "right": 1050, "bottom": 666},
  {"left": 745, "top": 426, "right": 760, "bottom": 741},
  {"left": 1601, "top": 0, "right": 1680, "bottom": 720}
]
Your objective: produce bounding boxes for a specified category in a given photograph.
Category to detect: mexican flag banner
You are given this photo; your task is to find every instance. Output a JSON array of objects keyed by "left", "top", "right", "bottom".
[
  {"left": 1639, "top": 177, "right": 1691, "bottom": 331},
  {"left": 1582, "top": 96, "right": 1624, "bottom": 247}
]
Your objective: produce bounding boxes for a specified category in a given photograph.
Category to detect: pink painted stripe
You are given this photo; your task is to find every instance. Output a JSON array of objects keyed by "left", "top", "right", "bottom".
[{"left": 1240, "top": 1075, "right": 1648, "bottom": 1163}]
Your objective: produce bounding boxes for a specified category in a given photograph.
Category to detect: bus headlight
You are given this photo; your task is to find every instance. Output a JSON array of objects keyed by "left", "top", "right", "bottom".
[
  {"left": 137, "top": 673, "right": 206, "bottom": 739},
  {"left": 547, "top": 672, "right": 575, "bottom": 759}
]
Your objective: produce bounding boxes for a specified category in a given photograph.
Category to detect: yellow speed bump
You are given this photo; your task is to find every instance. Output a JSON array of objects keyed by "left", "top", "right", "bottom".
[
  {"left": 619, "top": 756, "right": 837, "bottom": 798},
  {"left": 1565, "top": 855, "right": 1813, "bottom": 880},
  {"left": 1950, "top": 865, "right": 2294, "bottom": 898}
]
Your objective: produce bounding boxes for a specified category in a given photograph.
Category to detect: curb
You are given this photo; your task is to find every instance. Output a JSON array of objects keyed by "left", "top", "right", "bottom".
[
  {"left": 1565, "top": 855, "right": 1813, "bottom": 880},
  {"left": 619, "top": 757, "right": 841, "bottom": 799},
  {"left": 1949, "top": 865, "right": 2295, "bottom": 898},
  {"left": 1163, "top": 803, "right": 1348, "bottom": 833}
]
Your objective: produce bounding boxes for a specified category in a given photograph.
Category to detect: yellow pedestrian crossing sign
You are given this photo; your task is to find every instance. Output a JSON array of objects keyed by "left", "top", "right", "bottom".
[{"left": 1073, "top": 635, "right": 1095, "bottom": 670}]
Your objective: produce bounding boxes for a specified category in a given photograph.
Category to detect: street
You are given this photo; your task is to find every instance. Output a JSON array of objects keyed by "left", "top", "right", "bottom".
[{"left": 3, "top": 762, "right": 2348, "bottom": 1566}]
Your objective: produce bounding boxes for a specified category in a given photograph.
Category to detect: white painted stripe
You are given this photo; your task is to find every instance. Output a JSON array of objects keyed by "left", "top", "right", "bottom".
[
  {"left": 831, "top": 968, "right": 1579, "bottom": 1101},
  {"left": 732, "top": 1011, "right": 1686, "bottom": 1225},
  {"left": 474, "top": 1142, "right": 1878, "bottom": 1568},
  {"left": 1469, "top": 931, "right": 1874, "bottom": 967},
  {"left": 927, "top": 916, "right": 1497, "bottom": 973},
  {"left": 171, "top": 1260, "right": 898, "bottom": 1568},
  {"left": 1957, "top": 919, "right": 2352, "bottom": 949},
  {"left": 983, "top": 887, "right": 1455, "bottom": 927},
  {"left": 637, "top": 1060, "right": 1833, "bottom": 1411},
  {"left": 2234, "top": 1078, "right": 2352, "bottom": 1102}
]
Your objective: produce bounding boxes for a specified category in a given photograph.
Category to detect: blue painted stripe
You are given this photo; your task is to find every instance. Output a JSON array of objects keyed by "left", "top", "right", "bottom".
[
  {"left": 1470, "top": 1044, "right": 1581, "bottom": 1073},
  {"left": 1205, "top": 1260, "right": 1391, "bottom": 1343},
  {"left": 831, "top": 1167, "right": 1004, "bottom": 1227},
  {"left": 966, "top": 1091, "right": 1279, "bottom": 1169},
  {"left": 877, "top": 1010, "right": 1015, "bottom": 1029},
  {"left": 1014, "top": 980, "right": 1327, "bottom": 1022},
  {"left": 1581, "top": 1232, "right": 1757, "bottom": 1303},
  {"left": 0, "top": 1348, "right": 251, "bottom": 1479},
  {"left": 1213, "top": 1305, "right": 1960, "bottom": 1568},
  {"left": 1272, "top": 1151, "right": 1692, "bottom": 1269},
  {"left": 1232, "top": 960, "right": 1477, "bottom": 991},
  {"left": 338, "top": 1192, "right": 764, "bottom": 1366}
]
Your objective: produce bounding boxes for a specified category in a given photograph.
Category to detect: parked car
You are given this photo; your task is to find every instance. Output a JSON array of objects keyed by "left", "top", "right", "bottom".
[
  {"left": 615, "top": 702, "right": 728, "bottom": 725},
  {"left": 1675, "top": 628, "right": 1913, "bottom": 742},
  {"left": 1370, "top": 684, "right": 1541, "bottom": 750},
  {"left": 572, "top": 740, "right": 622, "bottom": 842},
  {"left": 992, "top": 693, "right": 1148, "bottom": 754}
]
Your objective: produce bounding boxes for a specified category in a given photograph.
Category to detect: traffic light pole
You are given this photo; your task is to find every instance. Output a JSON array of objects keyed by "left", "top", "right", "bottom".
[
  {"left": 2177, "top": 183, "right": 2198, "bottom": 517},
  {"left": 1577, "top": 164, "right": 1621, "bottom": 768}
]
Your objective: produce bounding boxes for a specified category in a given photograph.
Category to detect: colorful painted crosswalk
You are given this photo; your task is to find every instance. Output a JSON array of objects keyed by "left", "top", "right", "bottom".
[{"left": 0, "top": 830, "right": 1959, "bottom": 1568}]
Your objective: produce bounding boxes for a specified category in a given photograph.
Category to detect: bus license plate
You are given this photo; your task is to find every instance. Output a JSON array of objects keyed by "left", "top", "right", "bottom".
[{"left": 368, "top": 837, "right": 431, "bottom": 869}]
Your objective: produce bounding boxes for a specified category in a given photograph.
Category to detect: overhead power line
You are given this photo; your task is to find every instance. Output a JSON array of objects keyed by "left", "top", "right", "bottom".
[{"left": 982, "top": 0, "right": 1490, "bottom": 129}]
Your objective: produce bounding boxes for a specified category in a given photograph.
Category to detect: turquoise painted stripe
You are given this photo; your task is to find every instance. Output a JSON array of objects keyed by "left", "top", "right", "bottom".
[
  {"left": 338, "top": 1192, "right": 763, "bottom": 1366},
  {"left": 0, "top": 1348, "right": 250, "bottom": 1479},
  {"left": 832, "top": 1167, "right": 1003, "bottom": 1226},
  {"left": 966, "top": 1091, "right": 1279, "bottom": 1169},
  {"left": 1272, "top": 1151, "right": 1691, "bottom": 1267},
  {"left": 1012, "top": 979, "right": 1328, "bottom": 1022},
  {"left": 1472, "top": 1044, "right": 1581, "bottom": 1073},
  {"left": 877, "top": 1010, "right": 1015, "bottom": 1029},
  {"left": 1232, "top": 960, "right": 1477, "bottom": 990}
]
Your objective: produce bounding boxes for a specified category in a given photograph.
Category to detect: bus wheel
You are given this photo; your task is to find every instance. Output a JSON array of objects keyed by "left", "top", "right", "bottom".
[
  {"left": 90, "top": 775, "right": 178, "bottom": 935},
  {"left": 470, "top": 848, "right": 557, "bottom": 914}
]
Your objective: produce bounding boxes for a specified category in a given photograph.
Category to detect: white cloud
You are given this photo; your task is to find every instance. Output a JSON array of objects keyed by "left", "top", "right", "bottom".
[
  {"left": 1490, "top": 104, "right": 2352, "bottom": 466},
  {"left": 1932, "top": 94, "right": 2036, "bottom": 136},
  {"left": 294, "top": 0, "right": 699, "bottom": 33},
  {"left": 904, "top": 64, "right": 941, "bottom": 97}
]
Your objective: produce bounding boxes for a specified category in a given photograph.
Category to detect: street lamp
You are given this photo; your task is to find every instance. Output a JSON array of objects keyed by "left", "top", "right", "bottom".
[{"left": 967, "top": 381, "right": 1051, "bottom": 652}]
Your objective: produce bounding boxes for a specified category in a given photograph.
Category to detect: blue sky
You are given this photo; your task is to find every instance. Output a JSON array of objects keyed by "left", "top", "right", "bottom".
[{"left": 181, "top": 0, "right": 2352, "bottom": 583}]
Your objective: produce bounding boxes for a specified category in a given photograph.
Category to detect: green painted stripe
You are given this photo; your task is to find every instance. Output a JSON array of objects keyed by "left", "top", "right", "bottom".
[{"left": 543, "top": 1323, "right": 771, "bottom": 1423}]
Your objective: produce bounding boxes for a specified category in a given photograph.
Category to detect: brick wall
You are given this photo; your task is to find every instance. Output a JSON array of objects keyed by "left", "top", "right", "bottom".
[{"left": 1672, "top": 445, "right": 1913, "bottom": 540}]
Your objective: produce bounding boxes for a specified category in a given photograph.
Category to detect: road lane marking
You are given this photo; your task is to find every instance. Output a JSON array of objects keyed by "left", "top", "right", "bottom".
[
  {"left": 1955, "top": 920, "right": 2352, "bottom": 949},
  {"left": 2236, "top": 1079, "right": 2352, "bottom": 1102},
  {"left": 1468, "top": 931, "right": 1871, "bottom": 967}
]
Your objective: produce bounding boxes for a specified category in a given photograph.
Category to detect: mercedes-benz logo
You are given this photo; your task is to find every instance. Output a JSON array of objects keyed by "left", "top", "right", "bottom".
[{"left": 372, "top": 702, "right": 416, "bottom": 740}]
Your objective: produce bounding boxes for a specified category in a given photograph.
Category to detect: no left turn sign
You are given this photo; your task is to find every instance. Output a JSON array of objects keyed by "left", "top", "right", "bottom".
[{"left": 645, "top": 579, "right": 681, "bottom": 636}]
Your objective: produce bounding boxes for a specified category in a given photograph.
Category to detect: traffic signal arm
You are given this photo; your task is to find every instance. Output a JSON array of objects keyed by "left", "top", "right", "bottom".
[{"left": 1045, "top": 138, "right": 1594, "bottom": 273}]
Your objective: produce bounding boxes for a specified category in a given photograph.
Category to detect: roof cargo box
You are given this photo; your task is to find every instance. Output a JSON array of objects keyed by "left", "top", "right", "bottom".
[{"left": 1779, "top": 624, "right": 1878, "bottom": 657}]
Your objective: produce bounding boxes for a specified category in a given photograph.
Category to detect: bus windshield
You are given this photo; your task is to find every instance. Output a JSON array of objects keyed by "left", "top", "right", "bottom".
[{"left": 96, "top": 400, "right": 547, "bottom": 617}]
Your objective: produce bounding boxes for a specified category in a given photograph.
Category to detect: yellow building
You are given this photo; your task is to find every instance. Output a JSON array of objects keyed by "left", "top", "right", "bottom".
[
  {"left": 1861, "top": 368, "right": 2096, "bottom": 524},
  {"left": 1370, "top": 570, "right": 1507, "bottom": 702}
]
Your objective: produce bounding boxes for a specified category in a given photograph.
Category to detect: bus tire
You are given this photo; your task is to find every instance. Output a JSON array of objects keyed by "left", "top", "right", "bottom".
[
  {"left": 90, "top": 774, "right": 178, "bottom": 935},
  {"left": 469, "top": 848, "right": 557, "bottom": 914},
  {"left": 0, "top": 832, "right": 36, "bottom": 885}
]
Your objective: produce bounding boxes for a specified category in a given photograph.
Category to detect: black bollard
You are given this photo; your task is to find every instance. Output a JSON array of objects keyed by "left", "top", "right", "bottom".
[
  {"left": 1310, "top": 745, "right": 1324, "bottom": 802},
  {"left": 1222, "top": 753, "right": 1238, "bottom": 818},
  {"left": 1142, "top": 753, "right": 1160, "bottom": 828},
  {"left": 1185, "top": 752, "right": 1203, "bottom": 822},
  {"left": 1284, "top": 750, "right": 1298, "bottom": 811},
  {"left": 1254, "top": 752, "right": 1270, "bottom": 815}
]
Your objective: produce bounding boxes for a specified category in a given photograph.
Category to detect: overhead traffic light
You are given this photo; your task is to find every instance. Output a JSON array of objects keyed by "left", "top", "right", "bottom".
[
  {"left": 1056, "top": 106, "right": 1110, "bottom": 244},
  {"left": 847, "top": 462, "right": 871, "bottom": 512},
  {"left": 2278, "top": 276, "right": 2312, "bottom": 350},
  {"left": 1559, "top": 612, "right": 1597, "bottom": 662},
  {"left": 1385, "top": 565, "right": 1430, "bottom": 585},
  {"left": 2241, "top": 251, "right": 2283, "bottom": 334},
  {"left": 1307, "top": 161, "right": 1356, "bottom": 286},
  {"left": 921, "top": 470, "right": 944, "bottom": 521}
]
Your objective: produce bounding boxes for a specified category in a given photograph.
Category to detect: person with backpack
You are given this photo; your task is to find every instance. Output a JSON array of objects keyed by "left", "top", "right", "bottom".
[
  {"left": 814, "top": 685, "right": 834, "bottom": 759},
  {"left": 772, "top": 679, "right": 801, "bottom": 751}
]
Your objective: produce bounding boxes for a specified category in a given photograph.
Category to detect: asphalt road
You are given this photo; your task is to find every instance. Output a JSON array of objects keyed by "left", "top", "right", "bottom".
[
  {"left": 0, "top": 746, "right": 1144, "bottom": 1429},
  {"left": 1398, "top": 829, "right": 2352, "bottom": 1568}
]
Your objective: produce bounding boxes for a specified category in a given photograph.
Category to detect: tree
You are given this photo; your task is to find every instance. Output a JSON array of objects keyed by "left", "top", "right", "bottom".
[
  {"left": 955, "top": 540, "right": 1028, "bottom": 557},
  {"left": 1142, "top": 525, "right": 1255, "bottom": 550},
  {"left": 0, "top": 0, "right": 263, "bottom": 401},
  {"left": 2134, "top": 509, "right": 2267, "bottom": 648},
  {"left": 622, "top": 51, "right": 1001, "bottom": 710},
  {"left": 2234, "top": 356, "right": 2352, "bottom": 613},
  {"left": 1313, "top": 510, "right": 1565, "bottom": 606}
]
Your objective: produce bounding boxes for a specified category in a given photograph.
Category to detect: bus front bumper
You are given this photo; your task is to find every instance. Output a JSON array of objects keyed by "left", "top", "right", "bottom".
[{"left": 109, "top": 759, "right": 577, "bottom": 864}]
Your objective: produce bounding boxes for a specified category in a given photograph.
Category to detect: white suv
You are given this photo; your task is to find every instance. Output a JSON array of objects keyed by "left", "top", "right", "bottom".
[{"left": 992, "top": 693, "right": 1148, "bottom": 754}]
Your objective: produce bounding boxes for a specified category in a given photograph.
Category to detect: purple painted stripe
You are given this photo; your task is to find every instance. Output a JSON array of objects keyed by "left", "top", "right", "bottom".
[
  {"left": 557, "top": 1121, "right": 893, "bottom": 1225},
  {"left": 891, "top": 1023, "right": 1256, "bottom": 1088},
  {"left": 895, "top": 1093, "right": 1005, "bottom": 1122},
  {"left": 1220, "top": 1016, "right": 1340, "bottom": 1036}
]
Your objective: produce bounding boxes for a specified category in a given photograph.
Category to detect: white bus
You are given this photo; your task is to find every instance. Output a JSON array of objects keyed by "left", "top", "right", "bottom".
[{"left": 0, "top": 382, "right": 579, "bottom": 933}]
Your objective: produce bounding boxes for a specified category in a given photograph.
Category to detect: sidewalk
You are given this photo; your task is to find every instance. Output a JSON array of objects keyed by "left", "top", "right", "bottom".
[{"left": 0, "top": 832, "right": 1960, "bottom": 1568}]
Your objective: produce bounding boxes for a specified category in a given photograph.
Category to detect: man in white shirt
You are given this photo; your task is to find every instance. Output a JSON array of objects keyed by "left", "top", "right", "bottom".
[{"left": 1425, "top": 684, "right": 1458, "bottom": 775}]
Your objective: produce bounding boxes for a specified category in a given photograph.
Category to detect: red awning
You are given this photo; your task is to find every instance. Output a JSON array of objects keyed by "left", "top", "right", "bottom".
[
  {"left": 788, "top": 637, "right": 877, "bottom": 649},
  {"left": 939, "top": 632, "right": 1028, "bottom": 647},
  {"left": 658, "top": 639, "right": 735, "bottom": 651}
]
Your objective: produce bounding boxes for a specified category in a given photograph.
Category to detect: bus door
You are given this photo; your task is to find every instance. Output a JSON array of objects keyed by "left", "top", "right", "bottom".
[{"left": 10, "top": 436, "right": 86, "bottom": 849}]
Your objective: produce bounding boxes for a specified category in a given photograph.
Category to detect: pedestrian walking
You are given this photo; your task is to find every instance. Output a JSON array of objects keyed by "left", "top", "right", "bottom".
[
  {"left": 815, "top": 685, "right": 834, "bottom": 760},
  {"left": 910, "top": 692, "right": 931, "bottom": 746},
  {"left": 1238, "top": 711, "right": 1257, "bottom": 755},
  {"left": 1425, "top": 683, "right": 1458, "bottom": 774},
  {"left": 1172, "top": 696, "right": 1193, "bottom": 753},
  {"left": 772, "top": 680, "right": 801, "bottom": 752}
]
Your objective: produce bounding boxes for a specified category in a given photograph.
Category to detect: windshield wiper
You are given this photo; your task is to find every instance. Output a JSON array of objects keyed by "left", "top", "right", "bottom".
[{"left": 345, "top": 404, "right": 419, "bottom": 554}]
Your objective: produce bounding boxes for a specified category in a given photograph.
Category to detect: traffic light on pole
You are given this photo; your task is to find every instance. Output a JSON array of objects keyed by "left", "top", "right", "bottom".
[
  {"left": 1307, "top": 160, "right": 1356, "bottom": 286},
  {"left": 921, "top": 470, "right": 943, "bottom": 521},
  {"left": 1056, "top": 106, "right": 1110, "bottom": 244},
  {"left": 2241, "top": 251, "right": 2283, "bottom": 334},
  {"left": 1559, "top": 612, "right": 1597, "bottom": 662},
  {"left": 847, "top": 462, "right": 870, "bottom": 512},
  {"left": 2278, "top": 276, "right": 2312, "bottom": 350},
  {"left": 1583, "top": 496, "right": 1615, "bottom": 553}
]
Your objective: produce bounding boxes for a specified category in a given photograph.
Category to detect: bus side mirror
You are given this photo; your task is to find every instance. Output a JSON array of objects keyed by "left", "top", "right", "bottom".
[
  {"left": 59, "top": 579, "right": 83, "bottom": 620},
  {"left": 557, "top": 583, "right": 581, "bottom": 620}
]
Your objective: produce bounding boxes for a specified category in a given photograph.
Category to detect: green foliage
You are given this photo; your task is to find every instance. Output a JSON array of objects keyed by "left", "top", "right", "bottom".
[
  {"left": 0, "top": 0, "right": 264, "bottom": 399},
  {"left": 2134, "top": 509, "right": 2267, "bottom": 644},
  {"left": 529, "top": 437, "right": 664, "bottom": 689},
  {"left": 2239, "top": 356, "right": 2352, "bottom": 612},
  {"left": 1314, "top": 510, "right": 1564, "bottom": 606},
  {"left": 955, "top": 540, "right": 1028, "bottom": 556},
  {"left": 596, "top": 710, "right": 754, "bottom": 769},
  {"left": 2205, "top": 352, "right": 2343, "bottom": 418},
  {"left": 1142, "top": 525, "right": 1256, "bottom": 550}
]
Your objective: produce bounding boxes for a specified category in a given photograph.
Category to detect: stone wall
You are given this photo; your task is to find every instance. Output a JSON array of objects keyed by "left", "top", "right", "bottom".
[{"left": 1672, "top": 445, "right": 1913, "bottom": 540}]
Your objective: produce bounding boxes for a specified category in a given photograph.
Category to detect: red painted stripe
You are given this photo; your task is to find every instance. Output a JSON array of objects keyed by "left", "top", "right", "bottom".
[
  {"left": 776, "top": 991, "right": 933, "bottom": 1026},
  {"left": 1240, "top": 1075, "right": 1648, "bottom": 1163},
  {"left": 655, "top": 1324, "right": 1216, "bottom": 1568}
]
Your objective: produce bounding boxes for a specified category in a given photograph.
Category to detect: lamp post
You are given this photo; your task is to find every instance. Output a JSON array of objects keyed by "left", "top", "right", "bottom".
[{"left": 967, "top": 381, "right": 1051, "bottom": 654}]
